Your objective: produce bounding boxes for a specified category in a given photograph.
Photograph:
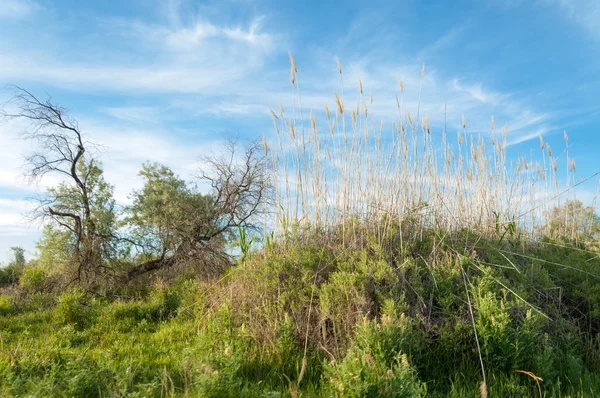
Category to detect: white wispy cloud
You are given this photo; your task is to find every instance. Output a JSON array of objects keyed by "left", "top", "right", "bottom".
[
  {"left": 102, "top": 106, "right": 163, "bottom": 124},
  {"left": 0, "top": 0, "right": 39, "bottom": 19},
  {"left": 0, "top": 54, "right": 261, "bottom": 94},
  {"left": 0, "top": 198, "right": 35, "bottom": 238},
  {"left": 0, "top": 11, "right": 278, "bottom": 94},
  {"left": 161, "top": 18, "right": 273, "bottom": 50},
  {"left": 452, "top": 79, "right": 506, "bottom": 106},
  {"left": 548, "top": 0, "right": 600, "bottom": 39}
]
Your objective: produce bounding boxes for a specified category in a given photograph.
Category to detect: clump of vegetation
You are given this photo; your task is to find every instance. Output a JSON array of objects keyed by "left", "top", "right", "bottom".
[
  {"left": 1, "top": 231, "right": 600, "bottom": 396},
  {"left": 54, "top": 288, "right": 97, "bottom": 330},
  {"left": 0, "top": 247, "right": 26, "bottom": 286},
  {"left": 0, "top": 59, "right": 599, "bottom": 397}
]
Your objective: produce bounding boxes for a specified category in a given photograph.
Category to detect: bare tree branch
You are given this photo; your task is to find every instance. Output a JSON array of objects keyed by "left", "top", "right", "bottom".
[
  {"left": 124, "top": 139, "right": 274, "bottom": 280},
  {"left": 2, "top": 86, "right": 113, "bottom": 285}
]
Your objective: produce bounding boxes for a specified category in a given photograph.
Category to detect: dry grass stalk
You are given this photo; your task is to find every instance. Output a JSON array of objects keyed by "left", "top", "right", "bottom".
[{"left": 271, "top": 58, "right": 584, "bottom": 245}]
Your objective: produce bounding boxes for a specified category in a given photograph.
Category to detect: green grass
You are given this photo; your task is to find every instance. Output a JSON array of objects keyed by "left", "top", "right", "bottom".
[{"left": 2, "top": 228, "right": 600, "bottom": 397}]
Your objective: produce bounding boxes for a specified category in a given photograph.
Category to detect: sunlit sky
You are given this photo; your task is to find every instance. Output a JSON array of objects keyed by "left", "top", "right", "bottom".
[{"left": 0, "top": 0, "right": 599, "bottom": 262}]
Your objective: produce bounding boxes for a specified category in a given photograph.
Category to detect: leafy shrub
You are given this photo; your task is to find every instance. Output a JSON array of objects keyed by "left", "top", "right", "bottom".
[
  {"left": 19, "top": 267, "right": 47, "bottom": 293},
  {"left": 324, "top": 315, "right": 426, "bottom": 397},
  {"left": 0, "top": 294, "right": 14, "bottom": 316},
  {"left": 24, "top": 292, "right": 55, "bottom": 312},
  {"left": 54, "top": 288, "right": 95, "bottom": 330},
  {"left": 161, "top": 287, "right": 181, "bottom": 318},
  {"left": 0, "top": 264, "right": 22, "bottom": 286}
]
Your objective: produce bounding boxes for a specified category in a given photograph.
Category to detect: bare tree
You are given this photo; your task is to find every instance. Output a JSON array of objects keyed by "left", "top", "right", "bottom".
[
  {"left": 198, "top": 139, "right": 273, "bottom": 240},
  {"left": 1, "top": 86, "right": 115, "bottom": 284}
]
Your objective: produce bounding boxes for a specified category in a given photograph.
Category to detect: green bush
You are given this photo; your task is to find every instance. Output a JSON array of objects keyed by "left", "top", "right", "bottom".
[
  {"left": 324, "top": 316, "right": 426, "bottom": 397},
  {"left": 19, "top": 267, "right": 47, "bottom": 293},
  {"left": 0, "top": 264, "right": 22, "bottom": 286},
  {"left": 54, "top": 288, "right": 95, "bottom": 330},
  {"left": 0, "top": 294, "right": 14, "bottom": 316}
]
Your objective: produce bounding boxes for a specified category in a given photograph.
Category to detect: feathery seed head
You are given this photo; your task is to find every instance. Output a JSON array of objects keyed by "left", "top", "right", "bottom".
[
  {"left": 398, "top": 76, "right": 404, "bottom": 93},
  {"left": 269, "top": 108, "right": 278, "bottom": 119},
  {"left": 480, "top": 381, "right": 488, "bottom": 398},
  {"left": 422, "top": 114, "right": 430, "bottom": 134},
  {"left": 289, "top": 52, "right": 297, "bottom": 85},
  {"left": 334, "top": 92, "right": 344, "bottom": 114}
]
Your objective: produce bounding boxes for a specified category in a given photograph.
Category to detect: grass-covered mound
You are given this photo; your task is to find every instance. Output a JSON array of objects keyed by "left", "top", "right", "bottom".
[{"left": 1, "top": 227, "right": 600, "bottom": 397}]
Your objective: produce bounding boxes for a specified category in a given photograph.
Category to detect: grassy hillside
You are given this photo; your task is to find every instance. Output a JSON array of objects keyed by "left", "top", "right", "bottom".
[
  {"left": 2, "top": 226, "right": 600, "bottom": 397},
  {"left": 2, "top": 60, "right": 600, "bottom": 397}
]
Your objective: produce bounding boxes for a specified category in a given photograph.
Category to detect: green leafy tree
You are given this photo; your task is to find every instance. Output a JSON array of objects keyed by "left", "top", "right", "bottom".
[
  {"left": 126, "top": 140, "right": 272, "bottom": 279},
  {"left": 545, "top": 200, "right": 600, "bottom": 248},
  {"left": 34, "top": 225, "right": 77, "bottom": 272},
  {"left": 33, "top": 157, "right": 117, "bottom": 283},
  {"left": 9, "top": 247, "right": 25, "bottom": 268},
  {"left": 0, "top": 247, "right": 27, "bottom": 286},
  {"left": 126, "top": 163, "right": 225, "bottom": 278},
  {"left": 1, "top": 86, "right": 116, "bottom": 284}
]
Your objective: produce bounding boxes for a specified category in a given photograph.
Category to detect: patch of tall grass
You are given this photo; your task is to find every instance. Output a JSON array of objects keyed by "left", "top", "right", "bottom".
[{"left": 270, "top": 55, "right": 595, "bottom": 244}]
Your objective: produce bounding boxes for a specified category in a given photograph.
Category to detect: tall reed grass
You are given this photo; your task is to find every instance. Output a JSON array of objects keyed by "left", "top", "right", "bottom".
[{"left": 268, "top": 55, "right": 592, "bottom": 242}]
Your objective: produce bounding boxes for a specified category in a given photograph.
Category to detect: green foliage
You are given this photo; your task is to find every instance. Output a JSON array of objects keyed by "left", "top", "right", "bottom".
[
  {"left": 0, "top": 294, "right": 15, "bottom": 316},
  {"left": 0, "top": 247, "right": 27, "bottom": 286},
  {"left": 9, "top": 246, "right": 26, "bottom": 268},
  {"left": 236, "top": 225, "right": 257, "bottom": 263},
  {"left": 46, "top": 158, "right": 116, "bottom": 255},
  {"left": 30, "top": 158, "right": 117, "bottom": 286},
  {"left": 54, "top": 288, "right": 96, "bottom": 330},
  {"left": 2, "top": 229, "right": 600, "bottom": 396},
  {"left": 127, "top": 162, "right": 219, "bottom": 256},
  {"left": 19, "top": 266, "right": 47, "bottom": 293},
  {"left": 324, "top": 315, "right": 426, "bottom": 397},
  {"left": 545, "top": 199, "right": 600, "bottom": 248},
  {"left": 34, "top": 225, "right": 74, "bottom": 272}
]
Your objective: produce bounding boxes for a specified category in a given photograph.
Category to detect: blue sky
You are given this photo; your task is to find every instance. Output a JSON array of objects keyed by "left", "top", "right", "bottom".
[{"left": 0, "top": 0, "right": 599, "bottom": 262}]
